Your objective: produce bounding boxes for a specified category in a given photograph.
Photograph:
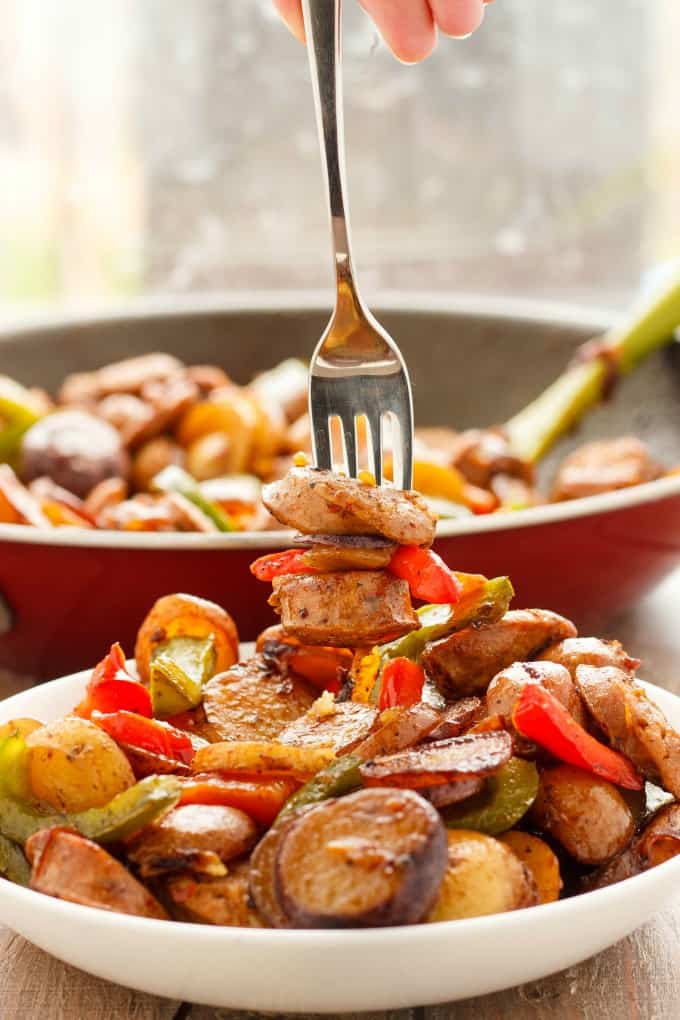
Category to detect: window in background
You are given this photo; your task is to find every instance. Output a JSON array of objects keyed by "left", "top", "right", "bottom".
[{"left": 0, "top": 0, "right": 677, "bottom": 314}]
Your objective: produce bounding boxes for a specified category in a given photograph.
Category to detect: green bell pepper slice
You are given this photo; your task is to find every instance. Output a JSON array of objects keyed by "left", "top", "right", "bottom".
[
  {"left": 152, "top": 465, "right": 234, "bottom": 531},
  {"left": 277, "top": 755, "right": 363, "bottom": 820},
  {"left": 0, "top": 833, "right": 30, "bottom": 886},
  {"left": 150, "top": 635, "right": 216, "bottom": 716},
  {"left": 0, "top": 376, "right": 44, "bottom": 462},
  {"left": 443, "top": 757, "right": 539, "bottom": 836}
]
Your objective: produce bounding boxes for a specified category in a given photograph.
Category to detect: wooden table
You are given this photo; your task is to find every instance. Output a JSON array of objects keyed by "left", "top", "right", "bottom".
[{"left": 2, "top": 572, "right": 680, "bottom": 1020}]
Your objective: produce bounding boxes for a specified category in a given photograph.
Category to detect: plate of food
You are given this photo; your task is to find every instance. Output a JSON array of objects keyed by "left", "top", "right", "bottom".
[
  {"left": 1, "top": 286, "right": 680, "bottom": 681},
  {"left": 0, "top": 468, "right": 679, "bottom": 1012}
]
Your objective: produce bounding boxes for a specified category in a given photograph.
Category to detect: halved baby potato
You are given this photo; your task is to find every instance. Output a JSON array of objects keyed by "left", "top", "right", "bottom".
[{"left": 135, "top": 593, "right": 238, "bottom": 684}]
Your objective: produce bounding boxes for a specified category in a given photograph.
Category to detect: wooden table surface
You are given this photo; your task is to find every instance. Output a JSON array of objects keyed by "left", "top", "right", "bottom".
[{"left": 2, "top": 572, "right": 680, "bottom": 1020}]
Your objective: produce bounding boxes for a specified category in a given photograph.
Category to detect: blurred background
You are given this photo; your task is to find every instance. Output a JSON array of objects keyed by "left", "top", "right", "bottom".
[{"left": 0, "top": 0, "right": 678, "bottom": 320}]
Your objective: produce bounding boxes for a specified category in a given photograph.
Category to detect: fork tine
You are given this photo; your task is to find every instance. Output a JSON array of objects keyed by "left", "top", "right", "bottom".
[
  {"left": 312, "top": 418, "right": 333, "bottom": 471},
  {"left": 366, "top": 412, "right": 383, "bottom": 484},
  {"left": 390, "top": 412, "right": 414, "bottom": 491},
  {"left": 342, "top": 417, "right": 359, "bottom": 478}
]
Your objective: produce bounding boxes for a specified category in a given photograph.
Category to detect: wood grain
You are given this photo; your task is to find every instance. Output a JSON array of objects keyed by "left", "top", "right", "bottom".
[{"left": 0, "top": 571, "right": 679, "bottom": 1019}]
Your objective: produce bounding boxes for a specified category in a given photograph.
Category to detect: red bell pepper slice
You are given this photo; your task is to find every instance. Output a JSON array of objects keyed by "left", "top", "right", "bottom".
[
  {"left": 512, "top": 684, "right": 643, "bottom": 791},
  {"left": 388, "top": 546, "right": 462, "bottom": 605},
  {"left": 379, "top": 657, "right": 426, "bottom": 710},
  {"left": 91, "top": 710, "right": 196, "bottom": 765},
  {"left": 250, "top": 549, "right": 319, "bottom": 581},
  {"left": 76, "top": 644, "right": 152, "bottom": 719}
]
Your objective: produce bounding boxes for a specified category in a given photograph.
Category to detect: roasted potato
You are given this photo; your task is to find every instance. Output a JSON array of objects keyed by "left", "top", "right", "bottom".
[
  {"left": 193, "top": 740, "right": 336, "bottom": 782},
  {"left": 530, "top": 764, "right": 635, "bottom": 866},
  {"left": 26, "top": 717, "right": 135, "bottom": 812},
  {"left": 0, "top": 718, "right": 42, "bottom": 743},
  {"left": 499, "top": 831, "right": 562, "bottom": 904},
  {"left": 135, "top": 593, "right": 239, "bottom": 684},
  {"left": 427, "top": 830, "right": 537, "bottom": 922}
]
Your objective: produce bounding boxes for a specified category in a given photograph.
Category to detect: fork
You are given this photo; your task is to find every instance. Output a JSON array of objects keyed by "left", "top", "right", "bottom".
[{"left": 302, "top": 0, "right": 414, "bottom": 490}]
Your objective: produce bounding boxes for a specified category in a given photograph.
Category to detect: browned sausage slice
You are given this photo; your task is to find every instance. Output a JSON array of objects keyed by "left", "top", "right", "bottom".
[
  {"left": 270, "top": 571, "right": 418, "bottom": 646},
  {"left": 201, "top": 657, "right": 315, "bottom": 742},
  {"left": 127, "top": 804, "right": 258, "bottom": 878},
  {"left": 354, "top": 704, "right": 442, "bottom": 760},
  {"left": 30, "top": 827, "right": 167, "bottom": 919},
  {"left": 551, "top": 437, "right": 662, "bottom": 502},
  {"left": 424, "top": 698, "right": 485, "bottom": 742},
  {"left": 165, "top": 861, "right": 263, "bottom": 927},
  {"left": 274, "top": 788, "right": 447, "bottom": 927},
  {"left": 360, "top": 731, "right": 512, "bottom": 788},
  {"left": 422, "top": 609, "right": 577, "bottom": 697},
  {"left": 539, "top": 637, "right": 639, "bottom": 679},
  {"left": 575, "top": 666, "right": 680, "bottom": 798},
  {"left": 262, "top": 467, "right": 436, "bottom": 546},
  {"left": 487, "top": 661, "right": 586, "bottom": 728},
  {"left": 248, "top": 816, "right": 302, "bottom": 928}
]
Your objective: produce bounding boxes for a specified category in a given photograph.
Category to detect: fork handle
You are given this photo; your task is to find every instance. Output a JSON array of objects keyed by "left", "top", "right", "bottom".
[{"left": 301, "top": 0, "right": 359, "bottom": 296}]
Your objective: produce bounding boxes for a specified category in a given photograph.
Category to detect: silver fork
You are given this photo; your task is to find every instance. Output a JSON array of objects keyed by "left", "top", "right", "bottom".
[{"left": 302, "top": 0, "right": 414, "bottom": 490}]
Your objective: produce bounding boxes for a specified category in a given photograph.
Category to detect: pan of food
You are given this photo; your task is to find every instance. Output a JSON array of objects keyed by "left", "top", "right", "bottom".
[
  {"left": 1, "top": 472, "right": 680, "bottom": 1010},
  {"left": 1, "top": 291, "right": 680, "bottom": 680}
]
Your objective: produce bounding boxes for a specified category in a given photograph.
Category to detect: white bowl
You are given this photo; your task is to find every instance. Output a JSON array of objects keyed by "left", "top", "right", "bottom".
[{"left": 0, "top": 669, "right": 679, "bottom": 1013}]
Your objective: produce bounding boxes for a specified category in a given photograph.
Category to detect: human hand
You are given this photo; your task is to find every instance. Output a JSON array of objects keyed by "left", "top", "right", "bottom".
[{"left": 273, "top": 0, "right": 490, "bottom": 63}]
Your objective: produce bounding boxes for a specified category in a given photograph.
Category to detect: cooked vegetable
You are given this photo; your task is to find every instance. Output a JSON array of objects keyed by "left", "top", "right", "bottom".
[
  {"left": 360, "top": 731, "right": 513, "bottom": 789},
  {"left": 381, "top": 576, "right": 515, "bottom": 664},
  {"left": 277, "top": 755, "right": 363, "bottom": 819},
  {"left": 0, "top": 721, "right": 41, "bottom": 800},
  {"left": 487, "top": 660, "right": 586, "bottom": 730},
  {"left": 0, "top": 375, "right": 45, "bottom": 460},
  {"left": 0, "top": 833, "right": 30, "bottom": 885},
  {"left": 353, "top": 704, "right": 442, "bottom": 760},
  {"left": 75, "top": 643, "right": 152, "bottom": 719},
  {"left": 29, "top": 827, "right": 168, "bottom": 919},
  {"left": 388, "top": 546, "right": 462, "bottom": 604},
  {"left": 421, "top": 777, "right": 485, "bottom": 809},
  {"left": 442, "top": 758, "right": 539, "bottom": 836},
  {"left": 0, "top": 464, "right": 51, "bottom": 526},
  {"left": 512, "top": 683, "right": 643, "bottom": 790},
  {"left": 499, "top": 831, "right": 562, "bottom": 904},
  {"left": 20, "top": 410, "right": 129, "bottom": 498},
  {"left": 530, "top": 765, "right": 635, "bottom": 866},
  {"left": 427, "top": 830, "right": 536, "bottom": 922},
  {"left": 26, "top": 717, "right": 135, "bottom": 813},
  {"left": 152, "top": 465, "right": 233, "bottom": 531},
  {"left": 150, "top": 635, "right": 216, "bottom": 717},
  {"left": 193, "top": 740, "right": 336, "bottom": 782},
  {"left": 278, "top": 700, "right": 378, "bottom": 755},
  {"left": 126, "top": 803, "right": 258, "bottom": 878},
  {"left": 425, "top": 699, "right": 485, "bottom": 742},
  {"left": 91, "top": 711, "right": 199, "bottom": 766},
  {"left": 378, "top": 658, "right": 426, "bottom": 710},
  {"left": 179, "top": 776, "right": 298, "bottom": 827},
  {"left": 635, "top": 802, "right": 680, "bottom": 868},
  {"left": 134, "top": 593, "right": 238, "bottom": 684},
  {"left": 166, "top": 863, "right": 263, "bottom": 927},
  {"left": 274, "top": 789, "right": 447, "bottom": 928},
  {"left": 256, "top": 625, "right": 352, "bottom": 694},
  {"left": 251, "top": 549, "right": 318, "bottom": 581},
  {"left": 200, "top": 657, "right": 315, "bottom": 742},
  {"left": 293, "top": 534, "right": 397, "bottom": 572}
]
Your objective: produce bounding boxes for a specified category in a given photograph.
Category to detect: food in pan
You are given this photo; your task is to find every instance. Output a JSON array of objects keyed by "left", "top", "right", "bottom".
[
  {"left": 1, "top": 468, "right": 679, "bottom": 927},
  {"left": 0, "top": 343, "right": 677, "bottom": 534}
]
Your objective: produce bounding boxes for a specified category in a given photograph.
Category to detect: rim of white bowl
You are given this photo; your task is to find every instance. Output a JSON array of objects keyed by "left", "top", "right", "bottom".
[{"left": 2, "top": 291, "right": 678, "bottom": 551}]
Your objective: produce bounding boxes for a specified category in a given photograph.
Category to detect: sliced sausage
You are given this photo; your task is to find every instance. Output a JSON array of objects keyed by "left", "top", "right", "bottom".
[
  {"left": 420, "top": 777, "right": 485, "bottom": 808},
  {"left": 262, "top": 467, "right": 436, "bottom": 546},
  {"left": 270, "top": 571, "right": 418, "bottom": 647},
  {"left": 530, "top": 765, "right": 635, "bottom": 866},
  {"left": 422, "top": 609, "right": 577, "bottom": 698},
  {"left": 486, "top": 661, "right": 586, "bottom": 728},
  {"left": 575, "top": 666, "right": 680, "bottom": 798},
  {"left": 551, "top": 437, "right": 663, "bottom": 502},
  {"left": 30, "top": 827, "right": 167, "bottom": 919},
  {"left": 278, "top": 700, "right": 378, "bottom": 755},
  {"left": 165, "top": 861, "right": 263, "bottom": 927},
  {"left": 201, "top": 657, "right": 315, "bottom": 742},
  {"left": 126, "top": 804, "right": 258, "bottom": 878},
  {"left": 274, "top": 789, "right": 447, "bottom": 927},
  {"left": 249, "top": 816, "right": 301, "bottom": 928},
  {"left": 539, "top": 637, "right": 639, "bottom": 679},
  {"left": 359, "top": 731, "right": 513, "bottom": 789}
]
